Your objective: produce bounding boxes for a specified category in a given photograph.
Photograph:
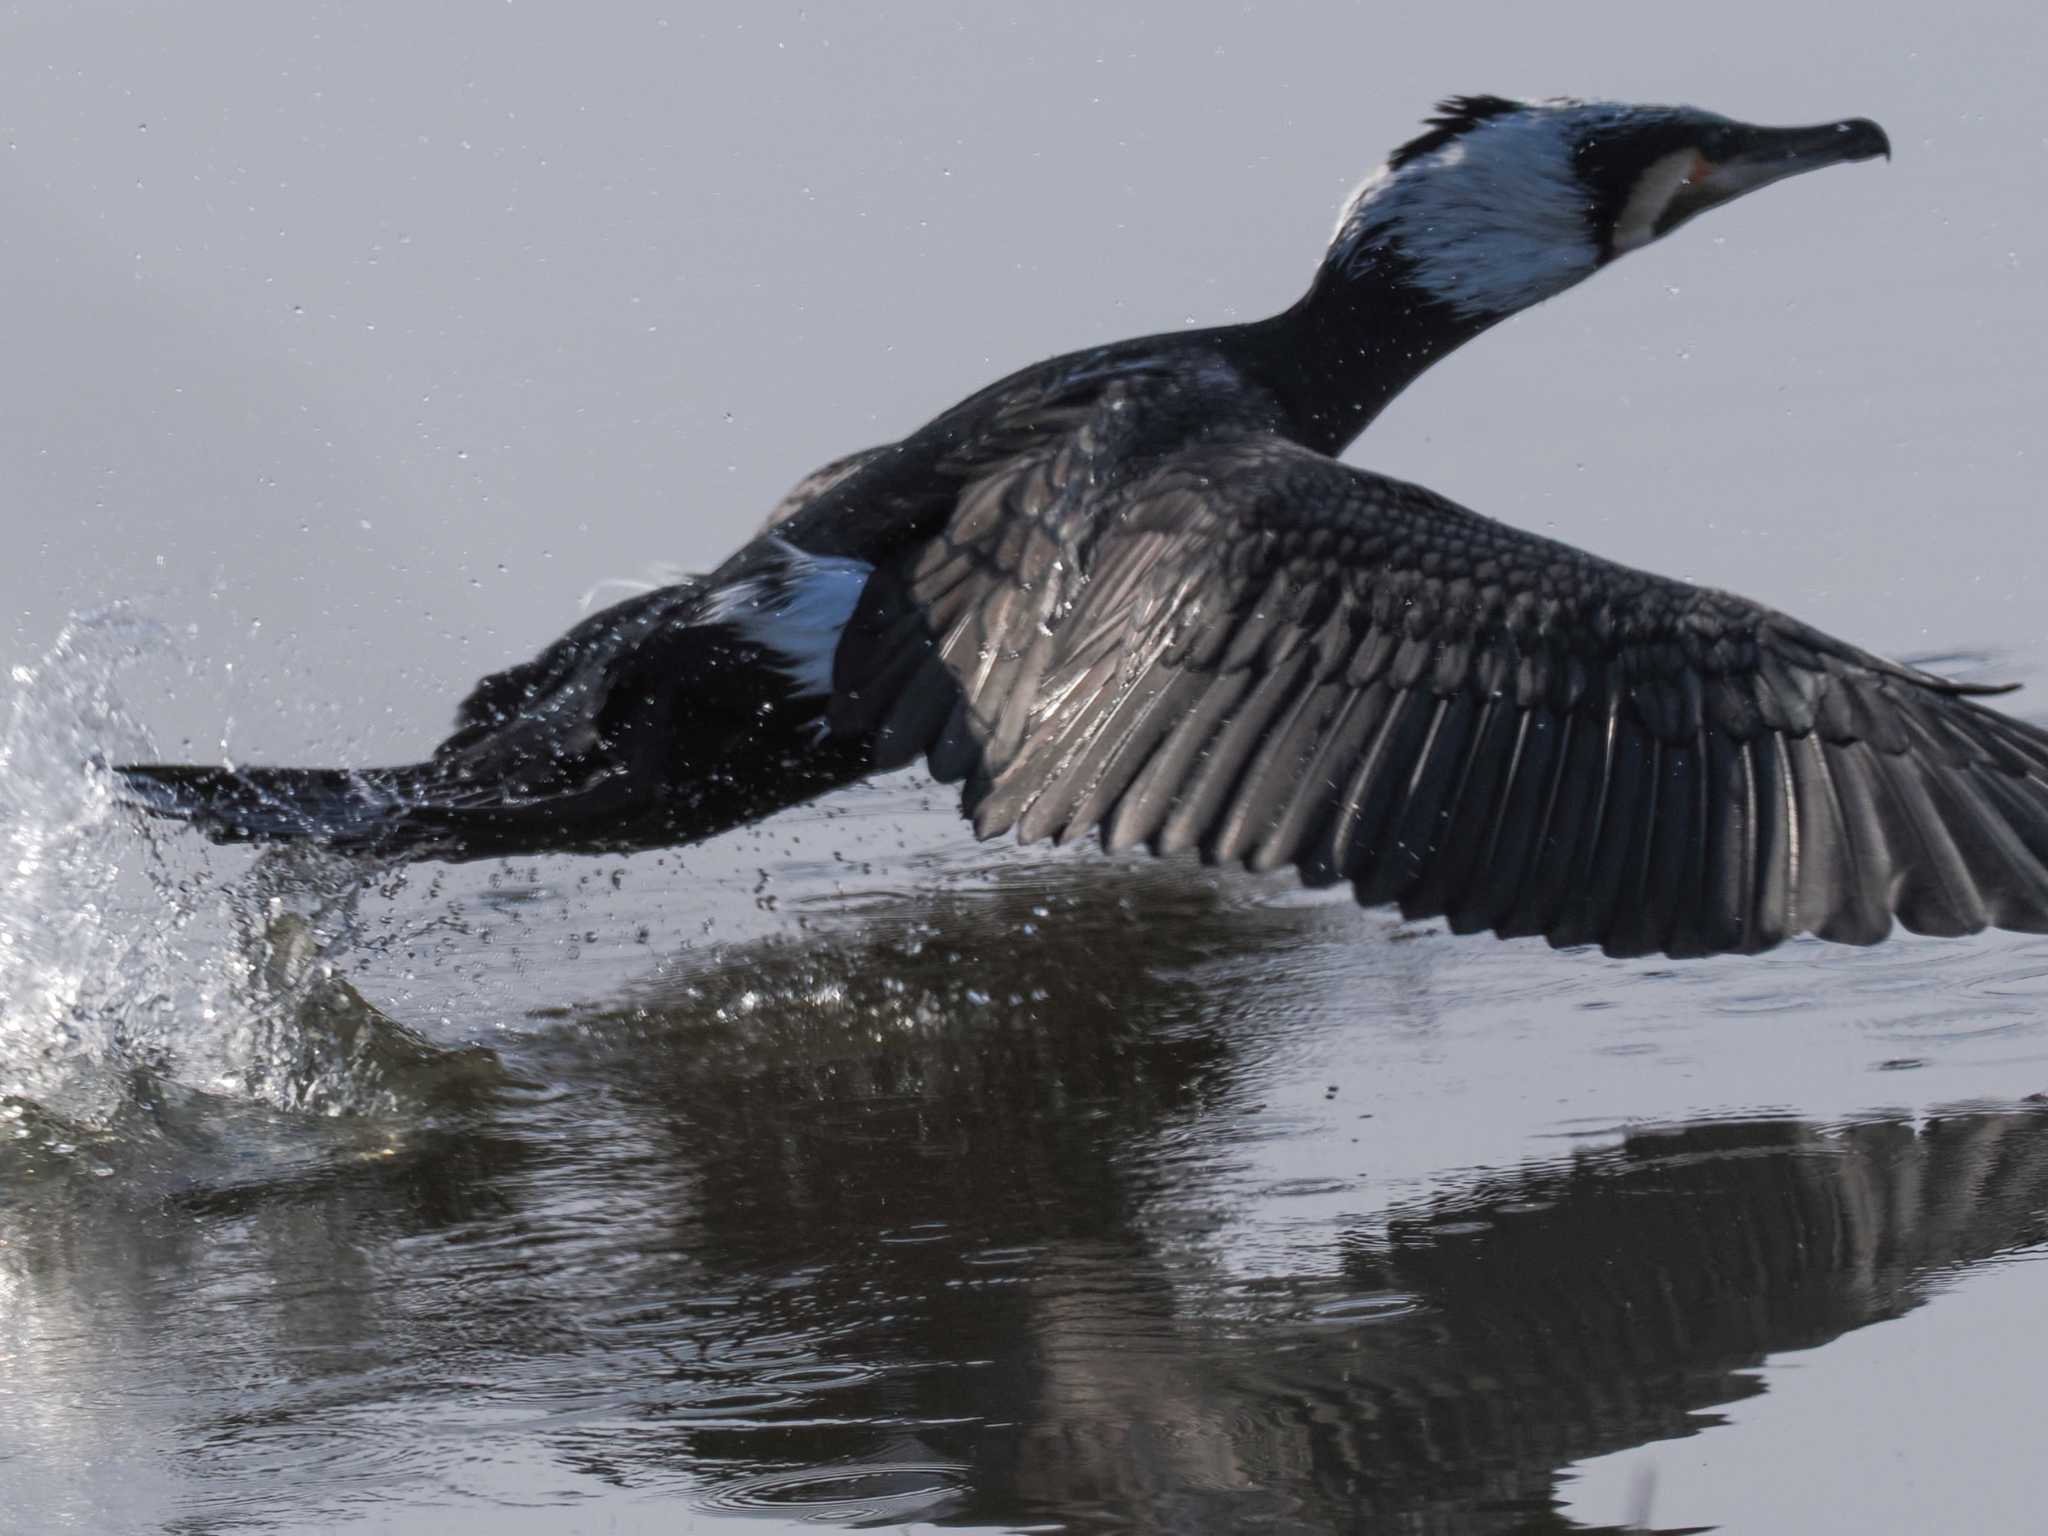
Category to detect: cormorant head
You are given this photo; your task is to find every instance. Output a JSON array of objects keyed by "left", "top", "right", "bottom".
[{"left": 1330, "top": 96, "right": 1890, "bottom": 320}]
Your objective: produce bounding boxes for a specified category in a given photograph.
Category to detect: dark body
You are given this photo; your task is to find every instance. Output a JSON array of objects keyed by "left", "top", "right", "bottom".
[
  {"left": 123, "top": 99, "right": 2048, "bottom": 959},
  {"left": 128, "top": 285, "right": 1472, "bottom": 862}
]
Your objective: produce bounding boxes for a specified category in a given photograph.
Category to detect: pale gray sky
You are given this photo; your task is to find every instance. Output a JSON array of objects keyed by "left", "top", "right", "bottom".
[{"left": 3, "top": 0, "right": 2042, "bottom": 769}]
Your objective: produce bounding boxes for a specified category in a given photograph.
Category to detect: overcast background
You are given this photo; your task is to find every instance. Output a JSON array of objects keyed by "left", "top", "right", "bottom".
[
  {"left": 1, "top": 0, "right": 2042, "bottom": 771},
  {"left": 5, "top": 6, "right": 2048, "bottom": 1533}
]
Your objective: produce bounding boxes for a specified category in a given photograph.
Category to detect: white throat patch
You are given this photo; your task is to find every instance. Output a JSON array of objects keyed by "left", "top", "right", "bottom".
[
  {"left": 1334, "top": 110, "right": 1601, "bottom": 320},
  {"left": 1610, "top": 147, "right": 1700, "bottom": 255}
]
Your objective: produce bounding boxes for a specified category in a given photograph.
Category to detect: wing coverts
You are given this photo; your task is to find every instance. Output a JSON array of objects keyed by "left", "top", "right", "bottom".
[{"left": 837, "top": 428, "right": 2048, "bottom": 958}]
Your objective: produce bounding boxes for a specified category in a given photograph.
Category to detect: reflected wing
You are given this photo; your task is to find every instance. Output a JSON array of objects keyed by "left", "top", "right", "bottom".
[{"left": 836, "top": 432, "right": 2048, "bottom": 957}]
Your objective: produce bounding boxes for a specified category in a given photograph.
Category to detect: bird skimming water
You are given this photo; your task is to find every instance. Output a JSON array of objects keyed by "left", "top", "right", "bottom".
[{"left": 124, "top": 97, "right": 2048, "bottom": 960}]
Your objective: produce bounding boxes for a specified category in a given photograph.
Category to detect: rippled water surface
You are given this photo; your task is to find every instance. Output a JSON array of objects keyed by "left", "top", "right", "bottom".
[
  {"left": 6, "top": 3, "right": 2048, "bottom": 1532},
  {"left": 6, "top": 620, "right": 2048, "bottom": 1534}
]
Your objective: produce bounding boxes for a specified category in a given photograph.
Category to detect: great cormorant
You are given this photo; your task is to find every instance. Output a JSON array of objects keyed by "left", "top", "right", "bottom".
[{"left": 126, "top": 97, "right": 2048, "bottom": 960}]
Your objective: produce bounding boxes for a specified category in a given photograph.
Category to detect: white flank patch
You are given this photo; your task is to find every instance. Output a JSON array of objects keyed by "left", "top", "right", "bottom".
[
  {"left": 702, "top": 538, "right": 872, "bottom": 698},
  {"left": 1334, "top": 103, "right": 1605, "bottom": 319}
]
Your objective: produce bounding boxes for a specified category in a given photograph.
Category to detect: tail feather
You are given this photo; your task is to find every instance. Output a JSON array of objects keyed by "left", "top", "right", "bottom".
[
  {"left": 117, "top": 751, "right": 673, "bottom": 860},
  {"left": 112, "top": 565, "right": 870, "bottom": 863},
  {"left": 116, "top": 762, "right": 459, "bottom": 855}
]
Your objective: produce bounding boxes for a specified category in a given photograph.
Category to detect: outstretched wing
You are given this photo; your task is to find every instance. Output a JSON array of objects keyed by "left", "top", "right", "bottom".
[
  {"left": 836, "top": 432, "right": 2048, "bottom": 958},
  {"left": 758, "top": 445, "right": 890, "bottom": 535}
]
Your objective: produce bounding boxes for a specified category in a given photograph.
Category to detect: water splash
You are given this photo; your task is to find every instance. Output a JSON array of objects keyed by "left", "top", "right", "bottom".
[
  {"left": 0, "top": 609, "right": 195, "bottom": 1121},
  {"left": 0, "top": 612, "right": 485, "bottom": 1129}
]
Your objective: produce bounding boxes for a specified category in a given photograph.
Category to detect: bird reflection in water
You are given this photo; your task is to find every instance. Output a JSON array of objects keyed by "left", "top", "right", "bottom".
[
  {"left": 4, "top": 864, "right": 2046, "bottom": 1533},
  {"left": 522, "top": 870, "right": 2048, "bottom": 1532}
]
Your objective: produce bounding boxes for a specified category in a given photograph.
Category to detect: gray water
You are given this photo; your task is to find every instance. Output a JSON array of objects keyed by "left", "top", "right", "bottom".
[{"left": 5, "top": 3, "right": 2048, "bottom": 1533}]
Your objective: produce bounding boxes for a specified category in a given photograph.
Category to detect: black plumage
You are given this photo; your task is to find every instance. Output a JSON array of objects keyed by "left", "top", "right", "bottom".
[
  {"left": 123, "top": 94, "right": 2048, "bottom": 960},
  {"left": 820, "top": 428, "right": 2047, "bottom": 956}
]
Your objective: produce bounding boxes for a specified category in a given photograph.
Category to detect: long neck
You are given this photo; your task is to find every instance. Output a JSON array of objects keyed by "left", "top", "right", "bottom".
[{"left": 1227, "top": 251, "right": 1498, "bottom": 457}]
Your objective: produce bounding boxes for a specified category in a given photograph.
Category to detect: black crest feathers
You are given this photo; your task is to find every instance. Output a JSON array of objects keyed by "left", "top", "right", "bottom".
[{"left": 1388, "top": 94, "right": 1526, "bottom": 169}]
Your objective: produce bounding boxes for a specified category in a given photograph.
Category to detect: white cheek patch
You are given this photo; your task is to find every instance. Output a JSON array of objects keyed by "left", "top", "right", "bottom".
[
  {"left": 1611, "top": 148, "right": 1703, "bottom": 255},
  {"left": 703, "top": 538, "right": 873, "bottom": 699},
  {"left": 1334, "top": 113, "right": 1602, "bottom": 319}
]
